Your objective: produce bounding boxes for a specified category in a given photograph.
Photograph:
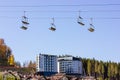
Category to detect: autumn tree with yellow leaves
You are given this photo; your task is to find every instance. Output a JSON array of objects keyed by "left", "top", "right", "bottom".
[{"left": 0, "top": 39, "right": 15, "bottom": 66}]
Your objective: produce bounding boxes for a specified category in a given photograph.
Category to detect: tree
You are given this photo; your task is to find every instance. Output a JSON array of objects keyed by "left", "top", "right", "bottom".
[
  {"left": 28, "top": 61, "right": 36, "bottom": 68},
  {"left": 0, "top": 44, "right": 8, "bottom": 66},
  {"left": 91, "top": 58, "right": 95, "bottom": 76},
  {"left": 87, "top": 59, "right": 91, "bottom": 76},
  {"left": 95, "top": 61, "right": 98, "bottom": 78},
  {"left": 0, "top": 39, "right": 14, "bottom": 66},
  {"left": 27, "top": 61, "right": 36, "bottom": 73},
  {"left": 118, "top": 63, "right": 120, "bottom": 80},
  {"left": 82, "top": 58, "right": 87, "bottom": 76},
  {"left": 101, "top": 62, "right": 105, "bottom": 79},
  {"left": 15, "top": 61, "right": 21, "bottom": 68},
  {"left": 114, "top": 63, "right": 118, "bottom": 79},
  {"left": 81, "top": 58, "right": 119, "bottom": 80},
  {"left": 8, "top": 54, "right": 15, "bottom": 66},
  {"left": 107, "top": 61, "right": 111, "bottom": 79}
]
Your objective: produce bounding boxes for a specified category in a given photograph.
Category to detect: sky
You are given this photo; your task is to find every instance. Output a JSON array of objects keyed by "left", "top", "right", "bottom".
[{"left": 0, "top": 0, "right": 120, "bottom": 64}]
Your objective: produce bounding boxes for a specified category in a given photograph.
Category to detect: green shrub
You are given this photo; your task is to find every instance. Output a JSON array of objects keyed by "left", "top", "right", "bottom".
[
  {"left": 0, "top": 73, "right": 3, "bottom": 80},
  {"left": 0, "top": 72, "right": 20, "bottom": 80}
]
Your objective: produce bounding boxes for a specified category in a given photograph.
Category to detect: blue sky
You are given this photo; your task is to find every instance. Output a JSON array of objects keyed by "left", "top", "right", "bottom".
[{"left": 0, "top": 0, "right": 120, "bottom": 64}]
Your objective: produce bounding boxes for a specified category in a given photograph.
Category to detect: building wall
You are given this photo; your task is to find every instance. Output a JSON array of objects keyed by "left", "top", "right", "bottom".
[
  {"left": 72, "top": 61, "right": 82, "bottom": 74},
  {"left": 36, "top": 54, "right": 57, "bottom": 73},
  {"left": 36, "top": 55, "right": 39, "bottom": 71},
  {"left": 39, "top": 55, "right": 44, "bottom": 71},
  {"left": 58, "top": 57, "right": 83, "bottom": 74}
]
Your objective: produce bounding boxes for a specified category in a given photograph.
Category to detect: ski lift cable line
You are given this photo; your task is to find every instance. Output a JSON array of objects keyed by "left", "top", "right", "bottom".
[
  {"left": 1, "top": 10, "right": 120, "bottom": 13},
  {"left": 0, "top": 4, "right": 120, "bottom": 7},
  {"left": 31, "top": 17, "right": 120, "bottom": 20},
  {"left": 0, "top": 16, "right": 120, "bottom": 20}
]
